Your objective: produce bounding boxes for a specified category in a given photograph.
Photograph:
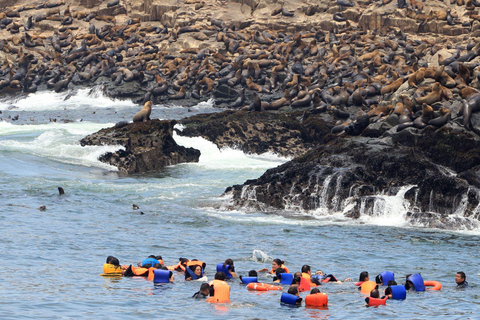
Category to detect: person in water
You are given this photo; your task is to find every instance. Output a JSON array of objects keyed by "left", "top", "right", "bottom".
[
  {"left": 185, "top": 264, "right": 204, "bottom": 281},
  {"left": 356, "top": 271, "right": 369, "bottom": 286},
  {"left": 192, "top": 283, "right": 210, "bottom": 299},
  {"left": 455, "top": 271, "right": 468, "bottom": 288},
  {"left": 288, "top": 286, "right": 300, "bottom": 296},
  {"left": 140, "top": 255, "right": 162, "bottom": 268},
  {"left": 290, "top": 272, "right": 302, "bottom": 288},
  {"left": 217, "top": 259, "right": 236, "bottom": 278},
  {"left": 103, "top": 256, "right": 125, "bottom": 275},
  {"left": 310, "top": 288, "right": 320, "bottom": 294},
  {"left": 287, "top": 286, "right": 302, "bottom": 305},
  {"left": 168, "top": 258, "right": 189, "bottom": 272},
  {"left": 384, "top": 281, "right": 398, "bottom": 299},
  {"left": 273, "top": 268, "right": 287, "bottom": 283},
  {"left": 258, "top": 259, "right": 290, "bottom": 274},
  {"left": 208, "top": 271, "right": 231, "bottom": 302},
  {"left": 311, "top": 270, "right": 349, "bottom": 284}
]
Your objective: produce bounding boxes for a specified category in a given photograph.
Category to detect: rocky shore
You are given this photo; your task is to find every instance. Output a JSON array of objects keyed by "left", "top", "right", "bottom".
[{"left": 2, "top": 0, "right": 480, "bottom": 227}]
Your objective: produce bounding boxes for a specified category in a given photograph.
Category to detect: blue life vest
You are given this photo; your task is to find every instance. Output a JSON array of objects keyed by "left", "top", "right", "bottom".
[
  {"left": 390, "top": 285, "right": 407, "bottom": 300},
  {"left": 241, "top": 277, "right": 258, "bottom": 284},
  {"left": 142, "top": 258, "right": 159, "bottom": 267},
  {"left": 311, "top": 274, "right": 326, "bottom": 282},
  {"left": 216, "top": 263, "right": 233, "bottom": 279},
  {"left": 407, "top": 273, "right": 425, "bottom": 291},
  {"left": 153, "top": 269, "right": 171, "bottom": 284},
  {"left": 279, "top": 273, "right": 293, "bottom": 285},
  {"left": 281, "top": 292, "right": 302, "bottom": 305},
  {"left": 186, "top": 266, "right": 203, "bottom": 280},
  {"left": 379, "top": 271, "right": 395, "bottom": 286}
]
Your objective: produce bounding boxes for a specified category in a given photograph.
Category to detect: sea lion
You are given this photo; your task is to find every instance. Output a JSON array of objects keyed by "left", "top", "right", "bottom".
[
  {"left": 170, "top": 86, "right": 186, "bottom": 99},
  {"left": 132, "top": 101, "right": 152, "bottom": 123},
  {"left": 463, "top": 94, "right": 480, "bottom": 129},
  {"left": 428, "top": 108, "right": 451, "bottom": 127},
  {"left": 344, "top": 114, "right": 370, "bottom": 136},
  {"left": 413, "top": 103, "right": 434, "bottom": 129},
  {"left": 415, "top": 82, "right": 443, "bottom": 105}
]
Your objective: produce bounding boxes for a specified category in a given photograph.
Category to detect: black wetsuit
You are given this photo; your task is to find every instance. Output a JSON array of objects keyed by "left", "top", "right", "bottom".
[
  {"left": 457, "top": 280, "right": 469, "bottom": 288},
  {"left": 192, "top": 291, "right": 208, "bottom": 299}
]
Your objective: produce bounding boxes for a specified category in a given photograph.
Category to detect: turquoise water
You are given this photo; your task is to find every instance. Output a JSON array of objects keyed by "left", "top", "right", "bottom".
[{"left": 0, "top": 89, "right": 479, "bottom": 319}]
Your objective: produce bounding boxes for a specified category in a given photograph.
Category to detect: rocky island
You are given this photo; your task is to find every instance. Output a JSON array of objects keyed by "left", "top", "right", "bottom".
[{"left": 2, "top": 0, "right": 480, "bottom": 228}]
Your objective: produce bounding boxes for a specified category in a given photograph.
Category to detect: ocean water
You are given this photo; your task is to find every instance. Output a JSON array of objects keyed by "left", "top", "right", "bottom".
[{"left": 1, "top": 88, "right": 479, "bottom": 319}]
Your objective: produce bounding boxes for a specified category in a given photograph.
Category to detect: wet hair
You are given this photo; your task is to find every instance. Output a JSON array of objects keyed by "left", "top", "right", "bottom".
[
  {"left": 273, "top": 259, "right": 284, "bottom": 266},
  {"left": 109, "top": 257, "right": 120, "bottom": 267},
  {"left": 153, "top": 263, "right": 162, "bottom": 269},
  {"left": 375, "top": 274, "right": 382, "bottom": 284},
  {"left": 155, "top": 255, "right": 163, "bottom": 261},
  {"left": 200, "top": 283, "right": 210, "bottom": 292},
  {"left": 106, "top": 256, "right": 115, "bottom": 264},
  {"left": 405, "top": 281, "right": 413, "bottom": 290},
  {"left": 457, "top": 271, "right": 466, "bottom": 280},
  {"left": 248, "top": 270, "right": 258, "bottom": 277},
  {"left": 288, "top": 286, "right": 299, "bottom": 295},
  {"left": 359, "top": 271, "right": 369, "bottom": 282},
  {"left": 179, "top": 258, "right": 189, "bottom": 265},
  {"left": 215, "top": 272, "right": 226, "bottom": 281},
  {"left": 384, "top": 287, "right": 392, "bottom": 296},
  {"left": 310, "top": 288, "right": 320, "bottom": 294},
  {"left": 223, "top": 259, "right": 234, "bottom": 268},
  {"left": 301, "top": 265, "right": 311, "bottom": 273},
  {"left": 387, "top": 280, "right": 397, "bottom": 286},
  {"left": 275, "top": 268, "right": 286, "bottom": 276},
  {"left": 148, "top": 255, "right": 156, "bottom": 259},
  {"left": 370, "top": 287, "right": 380, "bottom": 298}
]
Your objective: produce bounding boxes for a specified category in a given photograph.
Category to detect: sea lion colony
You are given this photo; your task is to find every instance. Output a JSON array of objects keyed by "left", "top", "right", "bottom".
[{"left": 1, "top": 0, "right": 480, "bottom": 133}]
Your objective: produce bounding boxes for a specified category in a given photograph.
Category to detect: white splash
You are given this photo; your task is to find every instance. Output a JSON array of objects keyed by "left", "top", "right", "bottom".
[
  {"left": 0, "top": 86, "right": 136, "bottom": 111},
  {"left": 0, "top": 121, "right": 122, "bottom": 170},
  {"left": 173, "top": 132, "right": 290, "bottom": 170}
]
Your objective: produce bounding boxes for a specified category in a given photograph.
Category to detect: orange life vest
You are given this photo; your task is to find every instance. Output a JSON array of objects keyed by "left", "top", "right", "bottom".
[
  {"left": 271, "top": 264, "right": 290, "bottom": 274},
  {"left": 302, "top": 272, "right": 318, "bottom": 287},
  {"left": 103, "top": 263, "right": 123, "bottom": 275},
  {"left": 305, "top": 292, "right": 328, "bottom": 307},
  {"left": 206, "top": 279, "right": 230, "bottom": 303},
  {"left": 360, "top": 281, "right": 377, "bottom": 294},
  {"left": 167, "top": 261, "right": 187, "bottom": 272}
]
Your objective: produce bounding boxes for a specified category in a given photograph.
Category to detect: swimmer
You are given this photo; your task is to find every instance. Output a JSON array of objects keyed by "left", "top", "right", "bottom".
[
  {"left": 217, "top": 259, "right": 236, "bottom": 279},
  {"left": 312, "top": 270, "right": 349, "bottom": 284},
  {"left": 168, "top": 258, "right": 189, "bottom": 272},
  {"left": 355, "top": 271, "right": 369, "bottom": 287},
  {"left": 208, "top": 272, "right": 231, "bottom": 302},
  {"left": 290, "top": 272, "right": 302, "bottom": 288},
  {"left": 288, "top": 286, "right": 302, "bottom": 300},
  {"left": 239, "top": 270, "right": 258, "bottom": 283},
  {"left": 384, "top": 281, "right": 398, "bottom": 299},
  {"left": 103, "top": 256, "right": 126, "bottom": 275},
  {"left": 192, "top": 283, "right": 210, "bottom": 299},
  {"left": 273, "top": 268, "right": 287, "bottom": 283},
  {"left": 456, "top": 271, "right": 468, "bottom": 288},
  {"left": 259, "top": 258, "right": 290, "bottom": 274},
  {"left": 185, "top": 264, "right": 204, "bottom": 281},
  {"left": 365, "top": 286, "right": 385, "bottom": 306},
  {"left": 310, "top": 288, "right": 320, "bottom": 294},
  {"left": 140, "top": 255, "right": 162, "bottom": 268}
]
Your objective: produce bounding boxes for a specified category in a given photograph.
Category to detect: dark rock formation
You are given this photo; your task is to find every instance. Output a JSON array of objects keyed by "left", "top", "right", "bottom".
[
  {"left": 80, "top": 119, "right": 200, "bottom": 174},
  {"left": 215, "top": 116, "right": 480, "bottom": 229},
  {"left": 178, "top": 109, "right": 333, "bottom": 158}
]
